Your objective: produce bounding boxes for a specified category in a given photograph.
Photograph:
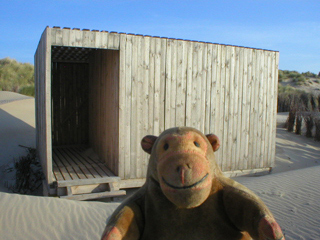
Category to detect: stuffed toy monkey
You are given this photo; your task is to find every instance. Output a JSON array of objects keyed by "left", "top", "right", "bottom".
[{"left": 102, "top": 127, "right": 285, "bottom": 240}]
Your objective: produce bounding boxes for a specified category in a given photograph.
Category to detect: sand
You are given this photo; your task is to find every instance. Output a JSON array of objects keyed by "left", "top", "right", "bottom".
[{"left": 0, "top": 91, "right": 319, "bottom": 239}]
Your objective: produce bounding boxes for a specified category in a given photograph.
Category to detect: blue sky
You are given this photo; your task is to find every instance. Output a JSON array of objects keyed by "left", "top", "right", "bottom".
[{"left": 1, "top": 0, "right": 319, "bottom": 73}]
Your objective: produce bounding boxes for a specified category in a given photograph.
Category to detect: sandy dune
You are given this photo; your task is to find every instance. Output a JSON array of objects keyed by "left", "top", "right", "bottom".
[{"left": 0, "top": 92, "right": 319, "bottom": 239}]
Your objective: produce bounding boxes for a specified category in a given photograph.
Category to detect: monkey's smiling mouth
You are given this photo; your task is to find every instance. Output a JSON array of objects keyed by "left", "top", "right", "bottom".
[{"left": 162, "top": 173, "right": 209, "bottom": 190}]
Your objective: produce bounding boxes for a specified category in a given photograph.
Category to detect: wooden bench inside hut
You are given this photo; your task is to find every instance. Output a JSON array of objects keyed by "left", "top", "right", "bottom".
[{"left": 49, "top": 46, "right": 125, "bottom": 200}]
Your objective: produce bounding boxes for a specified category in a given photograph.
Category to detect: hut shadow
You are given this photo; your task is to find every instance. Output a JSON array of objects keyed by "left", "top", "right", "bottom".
[
  {"left": 0, "top": 108, "right": 37, "bottom": 193},
  {"left": 273, "top": 127, "right": 320, "bottom": 173},
  {"left": 0, "top": 108, "right": 36, "bottom": 163}
]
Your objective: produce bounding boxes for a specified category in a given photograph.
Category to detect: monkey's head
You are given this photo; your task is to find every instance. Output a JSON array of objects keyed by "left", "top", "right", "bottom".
[{"left": 141, "top": 127, "right": 221, "bottom": 209}]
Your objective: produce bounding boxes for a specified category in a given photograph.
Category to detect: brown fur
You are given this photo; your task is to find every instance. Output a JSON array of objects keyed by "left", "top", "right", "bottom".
[{"left": 102, "top": 127, "right": 285, "bottom": 240}]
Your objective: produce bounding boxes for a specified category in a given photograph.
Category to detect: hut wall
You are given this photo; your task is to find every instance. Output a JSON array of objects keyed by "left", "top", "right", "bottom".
[
  {"left": 117, "top": 34, "right": 279, "bottom": 179},
  {"left": 35, "top": 28, "right": 53, "bottom": 184},
  {"left": 89, "top": 49, "right": 120, "bottom": 175},
  {"left": 36, "top": 27, "right": 279, "bottom": 184}
]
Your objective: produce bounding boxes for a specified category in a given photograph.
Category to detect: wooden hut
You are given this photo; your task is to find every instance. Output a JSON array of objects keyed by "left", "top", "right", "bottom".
[{"left": 35, "top": 26, "right": 279, "bottom": 200}]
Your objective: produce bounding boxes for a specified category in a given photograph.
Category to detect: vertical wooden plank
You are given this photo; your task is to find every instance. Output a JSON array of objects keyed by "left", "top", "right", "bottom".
[
  {"left": 159, "top": 38, "right": 167, "bottom": 133},
  {"left": 108, "top": 32, "right": 120, "bottom": 49},
  {"left": 68, "top": 29, "right": 76, "bottom": 47},
  {"left": 82, "top": 29, "right": 91, "bottom": 48},
  {"left": 54, "top": 28, "right": 63, "bottom": 45},
  {"left": 218, "top": 45, "right": 226, "bottom": 170},
  {"left": 226, "top": 46, "right": 235, "bottom": 171},
  {"left": 191, "top": 42, "right": 202, "bottom": 129},
  {"left": 250, "top": 49, "right": 260, "bottom": 169},
  {"left": 62, "top": 28, "right": 70, "bottom": 46},
  {"left": 74, "top": 28, "right": 83, "bottom": 47},
  {"left": 176, "top": 40, "right": 187, "bottom": 127},
  {"left": 222, "top": 46, "right": 230, "bottom": 171},
  {"left": 124, "top": 34, "right": 133, "bottom": 179},
  {"left": 185, "top": 41, "right": 194, "bottom": 127},
  {"left": 135, "top": 35, "right": 144, "bottom": 178},
  {"left": 264, "top": 51, "right": 272, "bottom": 168},
  {"left": 200, "top": 42, "right": 208, "bottom": 132},
  {"left": 259, "top": 51, "right": 267, "bottom": 168},
  {"left": 141, "top": 35, "right": 150, "bottom": 177},
  {"left": 170, "top": 39, "right": 178, "bottom": 128},
  {"left": 270, "top": 52, "right": 279, "bottom": 168},
  {"left": 119, "top": 35, "right": 130, "bottom": 179},
  {"left": 236, "top": 47, "right": 245, "bottom": 170},
  {"left": 245, "top": 48, "right": 253, "bottom": 170},
  {"left": 210, "top": 45, "right": 221, "bottom": 144},
  {"left": 152, "top": 37, "right": 160, "bottom": 135},
  {"left": 130, "top": 35, "right": 138, "bottom": 179},
  {"left": 93, "top": 31, "right": 102, "bottom": 48},
  {"left": 100, "top": 31, "right": 109, "bottom": 48},
  {"left": 232, "top": 47, "right": 240, "bottom": 170},
  {"left": 165, "top": 39, "right": 172, "bottom": 128},
  {"left": 149, "top": 36, "right": 156, "bottom": 134},
  {"left": 205, "top": 43, "right": 213, "bottom": 134}
]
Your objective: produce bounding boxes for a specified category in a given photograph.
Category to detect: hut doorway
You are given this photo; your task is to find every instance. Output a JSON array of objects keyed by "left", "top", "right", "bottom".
[{"left": 49, "top": 46, "right": 123, "bottom": 200}]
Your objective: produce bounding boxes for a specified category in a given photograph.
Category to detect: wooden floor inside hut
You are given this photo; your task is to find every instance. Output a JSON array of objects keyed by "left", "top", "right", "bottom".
[
  {"left": 52, "top": 146, "right": 125, "bottom": 200},
  {"left": 52, "top": 146, "right": 118, "bottom": 184}
]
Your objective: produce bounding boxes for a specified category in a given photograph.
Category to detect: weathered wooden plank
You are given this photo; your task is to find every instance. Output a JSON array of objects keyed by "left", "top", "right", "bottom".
[
  {"left": 108, "top": 32, "right": 120, "bottom": 49},
  {"left": 135, "top": 35, "right": 144, "bottom": 178},
  {"left": 259, "top": 51, "right": 268, "bottom": 168},
  {"left": 185, "top": 41, "right": 192, "bottom": 127},
  {"left": 130, "top": 35, "right": 139, "bottom": 179},
  {"left": 205, "top": 44, "right": 213, "bottom": 134},
  {"left": 176, "top": 40, "right": 188, "bottom": 127},
  {"left": 142, "top": 36, "right": 150, "bottom": 177},
  {"left": 217, "top": 45, "right": 226, "bottom": 169},
  {"left": 60, "top": 190, "right": 126, "bottom": 201},
  {"left": 159, "top": 38, "right": 167, "bottom": 133},
  {"left": 236, "top": 47, "right": 245, "bottom": 170},
  {"left": 200, "top": 42, "right": 208, "bottom": 132},
  {"left": 56, "top": 176, "right": 120, "bottom": 187},
  {"left": 165, "top": 39, "right": 173, "bottom": 128},
  {"left": 53, "top": 166, "right": 65, "bottom": 182},
  {"left": 270, "top": 52, "right": 279, "bottom": 167},
  {"left": 232, "top": 47, "right": 241, "bottom": 170},
  {"left": 244, "top": 48, "right": 253, "bottom": 169},
  {"left": 64, "top": 147, "right": 96, "bottom": 178},
  {"left": 251, "top": 49, "right": 260, "bottom": 169},
  {"left": 152, "top": 37, "right": 161, "bottom": 135},
  {"left": 226, "top": 46, "right": 235, "bottom": 171},
  {"left": 264, "top": 51, "right": 272, "bottom": 167},
  {"left": 62, "top": 28, "right": 70, "bottom": 46},
  {"left": 149, "top": 37, "right": 156, "bottom": 133},
  {"left": 211, "top": 44, "right": 222, "bottom": 161},
  {"left": 170, "top": 39, "right": 178, "bottom": 128},
  {"left": 124, "top": 34, "right": 133, "bottom": 179},
  {"left": 222, "top": 46, "right": 230, "bottom": 170},
  {"left": 118, "top": 33, "right": 127, "bottom": 179},
  {"left": 119, "top": 178, "right": 146, "bottom": 189}
]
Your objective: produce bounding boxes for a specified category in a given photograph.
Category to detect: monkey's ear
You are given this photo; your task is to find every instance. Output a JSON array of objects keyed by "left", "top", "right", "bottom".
[
  {"left": 141, "top": 135, "right": 158, "bottom": 154},
  {"left": 206, "top": 134, "right": 220, "bottom": 152}
]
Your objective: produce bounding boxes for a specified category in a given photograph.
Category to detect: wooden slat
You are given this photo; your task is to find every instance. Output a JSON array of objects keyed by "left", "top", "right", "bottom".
[
  {"left": 211, "top": 44, "right": 222, "bottom": 162},
  {"left": 60, "top": 190, "right": 126, "bottom": 201},
  {"left": 142, "top": 36, "right": 150, "bottom": 177},
  {"left": 124, "top": 34, "right": 132, "bottom": 179},
  {"left": 200, "top": 42, "right": 208, "bottom": 132},
  {"left": 165, "top": 39, "right": 173, "bottom": 128},
  {"left": 130, "top": 35, "right": 138, "bottom": 180}
]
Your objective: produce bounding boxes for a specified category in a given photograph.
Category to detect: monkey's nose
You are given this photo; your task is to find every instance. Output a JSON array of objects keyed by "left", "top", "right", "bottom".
[{"left": 176, "top": 164, "right": 192, "bottom": 185}]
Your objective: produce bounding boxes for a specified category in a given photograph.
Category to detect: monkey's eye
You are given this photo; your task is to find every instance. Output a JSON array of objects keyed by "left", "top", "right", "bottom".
[
  {"left": 163, "top": 143, "right": 169, "bottom": 150},
  {"left": 194, "top": 141, "right": 200, "bottom": 147}
]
